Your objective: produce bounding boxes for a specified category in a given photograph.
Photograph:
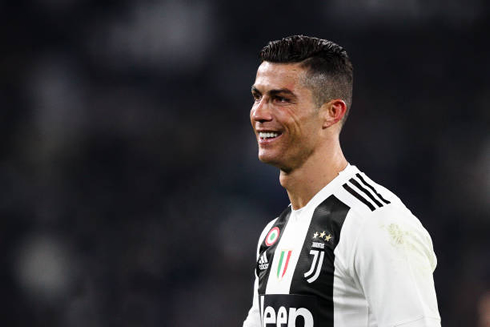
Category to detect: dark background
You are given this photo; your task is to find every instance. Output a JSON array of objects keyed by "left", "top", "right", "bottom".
[{"left": 1, "top": 0, "right": 489, "bottom": 326}]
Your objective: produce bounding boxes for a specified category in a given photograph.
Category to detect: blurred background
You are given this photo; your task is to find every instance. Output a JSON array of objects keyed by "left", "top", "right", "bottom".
[{"left": 1, "top": 0, "right": 489, "bottom": 326}]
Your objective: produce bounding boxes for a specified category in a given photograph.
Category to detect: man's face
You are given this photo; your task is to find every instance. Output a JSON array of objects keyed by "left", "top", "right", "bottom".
[{"left": 250, "top": 62, "right": 324, "bottom": 172}]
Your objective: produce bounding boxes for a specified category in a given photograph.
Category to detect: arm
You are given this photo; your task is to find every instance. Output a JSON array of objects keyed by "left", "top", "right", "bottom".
[
  {"left": 352, "top": 207, "right": 441, "bottom": 327},
  {"left": 243, "top": 219, "right": 277, "bottom": 327},
  {"left": 242, "top": 277, "right": 261, "bottom": 327}
]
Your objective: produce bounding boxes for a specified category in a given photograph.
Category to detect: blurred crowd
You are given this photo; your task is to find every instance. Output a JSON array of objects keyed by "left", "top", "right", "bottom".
[{"left": 1, "top": 0, "right": 489, "bottom": 326}]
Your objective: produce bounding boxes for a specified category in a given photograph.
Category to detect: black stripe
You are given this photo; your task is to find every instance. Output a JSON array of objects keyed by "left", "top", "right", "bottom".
[
  {"left": 290, "top": 195, "right": 350, "bottom": 327},
  {"left": 343, "top": 184, "right": 375, "bottom": 211},
  {"left": 356, "top": 173, "right": 391, "bottom": 204},
  {"left": 257, "top": 206, "right": 292, "bottom": 295},
  {"left": 349, "top": 178, "right": 383, "bottom": 208}
]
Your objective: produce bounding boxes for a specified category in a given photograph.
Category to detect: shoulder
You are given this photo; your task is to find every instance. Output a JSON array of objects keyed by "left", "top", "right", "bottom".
[
  {"left": 333, "top": 169, "right": 436, "bottom": 270},
  {"left": 355, "top": 204, "right": 434, "bottom": 260},
  {"left": 333, "top": 167, "right": 421, "bottom": 227},
  {"left": 335, "top": 168, "right": 397, "bottom": 215}
]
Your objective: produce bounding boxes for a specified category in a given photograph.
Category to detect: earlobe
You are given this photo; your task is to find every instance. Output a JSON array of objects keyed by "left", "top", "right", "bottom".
[{"left": 322, "top": 99, "right": 347, "bottom": 128}]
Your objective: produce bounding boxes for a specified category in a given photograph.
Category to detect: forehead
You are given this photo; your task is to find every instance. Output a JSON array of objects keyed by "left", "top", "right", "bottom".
[{"left": 253, "top": 62, "right": 307, "bottom": 91}]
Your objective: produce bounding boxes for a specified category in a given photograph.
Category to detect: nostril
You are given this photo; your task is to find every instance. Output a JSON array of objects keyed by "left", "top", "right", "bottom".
[{"left": 252, "top": 107, "right": 273, "bottom": 123}]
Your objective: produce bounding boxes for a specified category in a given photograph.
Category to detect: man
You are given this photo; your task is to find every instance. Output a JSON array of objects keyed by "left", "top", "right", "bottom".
[{"left": 243, "top": 35, "right": 441, "bottom": 327}]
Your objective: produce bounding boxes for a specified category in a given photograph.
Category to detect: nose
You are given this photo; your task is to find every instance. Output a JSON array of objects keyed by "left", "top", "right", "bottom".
[{"left": 251, "top": 98, "right": 273, "bottom": 123}]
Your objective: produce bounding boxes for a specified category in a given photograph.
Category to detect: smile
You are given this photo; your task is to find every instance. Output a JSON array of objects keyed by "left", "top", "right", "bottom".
[{"left": 259, "top": 132, "right": 280, "bottom": 139}]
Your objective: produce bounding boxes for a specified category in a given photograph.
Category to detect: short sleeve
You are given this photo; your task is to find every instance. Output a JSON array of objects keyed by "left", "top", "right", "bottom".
[{"left": 352, "top": 206, "right": 441, "bottom": 327}]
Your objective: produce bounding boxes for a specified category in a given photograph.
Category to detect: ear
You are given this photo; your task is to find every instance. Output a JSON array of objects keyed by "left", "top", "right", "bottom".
[{"left": 321, "top": 99, "right": 347, "bottom": 129}]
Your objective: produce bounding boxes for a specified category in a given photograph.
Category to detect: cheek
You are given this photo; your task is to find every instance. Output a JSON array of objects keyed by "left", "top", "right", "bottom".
[
  {"left": 290, "top": 115, "right": 320, "bottom": 141},
  {"left": 284, "top": 113, "right": 308, "bottom": 135}
]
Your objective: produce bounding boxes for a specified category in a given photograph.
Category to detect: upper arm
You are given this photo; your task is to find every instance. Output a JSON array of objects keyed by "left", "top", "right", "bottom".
[{"left": 352, "top": 207, "right": 440, "bottom": 326}]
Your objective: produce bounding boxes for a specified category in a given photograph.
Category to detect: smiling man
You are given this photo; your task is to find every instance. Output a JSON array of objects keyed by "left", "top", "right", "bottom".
[{"left": 243, "top": 35, "right": 441, "bottom": 327}]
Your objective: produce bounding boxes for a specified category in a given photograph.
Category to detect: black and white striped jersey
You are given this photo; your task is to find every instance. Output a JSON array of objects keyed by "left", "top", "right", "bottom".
[{"left": 243, "top": 165, "right": 441, "bottom": 327}]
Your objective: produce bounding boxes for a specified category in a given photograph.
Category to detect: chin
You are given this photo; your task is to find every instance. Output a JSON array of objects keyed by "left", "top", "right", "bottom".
[
  {"left": 258, "top": 153, "right": 285, "bottom": 169},
  {"left": 258, "top": 153, "right": 277, "bottom": 164}
]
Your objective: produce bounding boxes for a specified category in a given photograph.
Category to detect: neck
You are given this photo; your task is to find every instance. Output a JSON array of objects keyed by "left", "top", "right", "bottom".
[{"left": 279, "top": 140, "right": 348, "bottom": 210}]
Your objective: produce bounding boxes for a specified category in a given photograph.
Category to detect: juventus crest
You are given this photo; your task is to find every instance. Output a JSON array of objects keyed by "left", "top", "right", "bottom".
[{"left": 304, "top": 250, "right": 325, "bottom": 283}]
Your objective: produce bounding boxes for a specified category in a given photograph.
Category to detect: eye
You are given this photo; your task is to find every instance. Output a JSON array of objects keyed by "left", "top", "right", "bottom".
[
  {"left": 273, "top": 96, "right": 289, "bottom": 103},
  {"left": 252, "top": 92, "right": 262, "bottom": 103}
]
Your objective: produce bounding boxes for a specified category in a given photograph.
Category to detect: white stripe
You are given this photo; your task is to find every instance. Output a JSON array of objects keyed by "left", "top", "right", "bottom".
[
  {"left": 259, "top": 295, "right": 264, "bottom": 326},
  {"left": 265, "top": 210, "right": 313, "bottom": 294}
]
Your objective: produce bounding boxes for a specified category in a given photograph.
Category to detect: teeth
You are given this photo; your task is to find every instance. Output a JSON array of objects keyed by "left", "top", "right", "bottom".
[{"left": 259, "top": 132, "right": 279, "bottom": 139}]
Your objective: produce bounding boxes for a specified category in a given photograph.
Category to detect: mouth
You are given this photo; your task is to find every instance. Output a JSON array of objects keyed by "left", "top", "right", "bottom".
[{"left": 258, "top": 131, "right": 282, "bottom": 143}]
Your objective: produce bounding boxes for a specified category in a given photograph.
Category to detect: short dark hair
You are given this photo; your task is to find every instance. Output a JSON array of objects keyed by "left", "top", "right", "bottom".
[{"left": 260, "top": 35, "right": 353, "bottom": 124}]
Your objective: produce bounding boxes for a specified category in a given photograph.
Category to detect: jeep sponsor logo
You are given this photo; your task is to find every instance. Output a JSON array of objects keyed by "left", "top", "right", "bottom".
[
  {"left": 260, "top": 294, "right": 317, "bottom": 327},
  {"left": 263, "top": 306, "right": 313, "bottom": 326}
]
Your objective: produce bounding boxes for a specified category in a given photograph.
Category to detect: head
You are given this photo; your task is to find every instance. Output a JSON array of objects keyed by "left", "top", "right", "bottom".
[
  {"left": 260, "top": 35, "right": 353, "bottom": 124},
  {"left": 250, "top": 35, "right": 353, "bottom": 171}
]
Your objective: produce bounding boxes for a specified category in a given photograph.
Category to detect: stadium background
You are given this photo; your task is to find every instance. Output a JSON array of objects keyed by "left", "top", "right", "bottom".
[{"left": 1, "top": 0, "right": 489, "bottom": 326}]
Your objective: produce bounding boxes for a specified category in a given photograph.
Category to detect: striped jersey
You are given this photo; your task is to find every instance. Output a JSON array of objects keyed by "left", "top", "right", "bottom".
[{"left": 243, "top": 165, "right": 441, "bottom": 327}]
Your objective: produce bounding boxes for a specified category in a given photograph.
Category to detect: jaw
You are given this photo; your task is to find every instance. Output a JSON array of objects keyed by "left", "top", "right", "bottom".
[
  {"left": 257, "top": 136, "right": 316, "bottom": 174},
  {"left": 257, "top": 143, "right": 286, "bottom": 169},
  {"left": 257, "top": 144, "right": 298, "bottom": 172}
]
